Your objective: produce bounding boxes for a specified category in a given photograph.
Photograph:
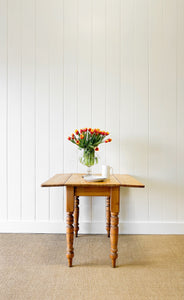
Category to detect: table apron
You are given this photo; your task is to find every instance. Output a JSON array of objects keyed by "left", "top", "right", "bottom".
[{"left": 74, "top": 186, "right": 111, "bottom": 197}]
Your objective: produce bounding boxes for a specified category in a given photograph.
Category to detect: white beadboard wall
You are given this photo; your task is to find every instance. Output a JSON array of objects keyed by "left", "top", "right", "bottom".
[{"left": 0, "top": 0, "right": 184, "bottom": 234}]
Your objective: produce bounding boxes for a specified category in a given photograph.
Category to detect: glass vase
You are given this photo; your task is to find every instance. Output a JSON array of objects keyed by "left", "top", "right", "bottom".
[{"left": 79, "top": 148, "right": 98, "bottom": 176}]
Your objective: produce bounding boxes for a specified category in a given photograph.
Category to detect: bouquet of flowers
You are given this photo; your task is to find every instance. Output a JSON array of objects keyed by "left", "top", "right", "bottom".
[{"left": 67, "top": 128, "right": 112, "bottom": 169}]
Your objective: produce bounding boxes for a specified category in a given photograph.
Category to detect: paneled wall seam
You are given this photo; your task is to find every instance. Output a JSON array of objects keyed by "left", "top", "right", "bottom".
[
  {"left": 119, "top": 0, "right": 121, "bottom": 174},
  {"left": 34, "top": 0, "right": 39, "bottom": 221},
  {"left": 147, "top": 0, "right": 150, "bottom": 220},
  {"left": 34, "top": 0, "right": 36, "bottom": 221},
  {"left": 133, "top": 0, "right": 135, "bottom": 219},
  {"left": 174, "top": 0, "right": 177, "bottom": 222},
  {"left": 91, "top": 0, "right": 93, "bottom": 221},
  {"left": 48, "top": 3, "right": 51, "bottom": 221},
  {"left": 91, "top": 0, "right": 93, "bottom": 126},
  {"left": 91, "top": 0, "right": 92, "bottom": 222},
  {"left": 105, "top": 0, "right": 107, "bottom": 164},
  {"left": 62, "top": 0, "right": 65, "bottom": 221},
  {"left": 34, "top": 0, "right": 37, "bottom": 221},
  {"left": 161, "top": 0, "right": 164, "bottom": 222},
  {"left": 76, "top": 0, "right": 79, "bottom": 173},
  {"left": 163, "top": 0, "right": 165, "bottom": 221},
  {"left": 176, "top": 0, "right": 178, "bottom": 220},
  {"left": 6, "top": 0, "right": 9, "bottom": 220},
  {"left": 20, "top": 0, "right": 23, "bottom": 220},
  {"left": 175, "top": 0, "right": 178, "bottom": 221}
]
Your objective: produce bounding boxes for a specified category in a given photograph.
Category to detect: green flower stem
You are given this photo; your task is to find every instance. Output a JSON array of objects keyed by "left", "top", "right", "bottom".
[{"left": 80, "top": 148, "right": 98, "bottom": 167}]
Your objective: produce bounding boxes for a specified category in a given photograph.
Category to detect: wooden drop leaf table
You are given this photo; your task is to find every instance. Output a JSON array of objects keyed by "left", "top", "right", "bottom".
[{"left": 41, "top": 174, "right": 144, "bottom": 267}]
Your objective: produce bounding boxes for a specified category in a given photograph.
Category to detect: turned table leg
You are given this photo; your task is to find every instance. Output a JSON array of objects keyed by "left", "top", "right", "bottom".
[
  {"left": 74, "top": 196, "right": 79, "bottom": 237},
  {"left": 66, "top": 212, "right": 74, "bottom": 267},
  {"left": 110, "top": 212, "right": 119, "bottom": 268},
  {"left": 66, "top": 186, "right": 74, "bottom": 267},
  {"left": 106, "top": 196, "right": 111, "bottom": 237},
  {"left": 110, "top": 187, "right": 120, "bottom": 268}
]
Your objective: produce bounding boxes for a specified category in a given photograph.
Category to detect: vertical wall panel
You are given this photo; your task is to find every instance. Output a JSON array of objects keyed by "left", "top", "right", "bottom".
[
  {"left": 35, "top": 0, "right": 50, "bottom": 220},
  {"left": 7, "top": 0, "right": 21, "bottom": 220},
  {"left": 162, "top": 0, "right": 177, "bottom": 221},
  {"left": 134, "top": 0, "right": 149, "bottom": 221},
  {"left": 0, "top": 0, "right": 8, "bottom": 220},
  {"left": 91, "top": 0, "right": 106, "bottom": 222},
  {"left": 106, "top": 0, "right": 120, "bottom": 173},
  {"left": 177, "top": 0, "right": 184, "bottom": 220},
  {"left": 63, "top": 0, "right": 78, "bottom": 222},
  {"left": 49, "top": 0, "right": 64, "bottom": 221},
  {"left": 91, "top": 0, "right": 106, "bottom": 170},
  {"left": 120, "top": 0, "right": 135, "bottom": 221},
  {"left": 78, "top": 0, "right": 92, "bottom": 128},
  {"left": 21, "top": 0, "right": 35, "bottom": 220},
  {"left": 77, "top": 0, "right": 92, "bottom": 222},
  {"left": 63, "top": 0, "right": 78, "bottom": 173},
  {"left": 149, "top": 0, "right": 165, "bottom": 221}
]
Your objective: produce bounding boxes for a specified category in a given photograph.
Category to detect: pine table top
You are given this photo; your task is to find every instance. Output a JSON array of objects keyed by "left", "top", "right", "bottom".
[{"left": 41, "top": 174, "right": 145, "bottom": 188}]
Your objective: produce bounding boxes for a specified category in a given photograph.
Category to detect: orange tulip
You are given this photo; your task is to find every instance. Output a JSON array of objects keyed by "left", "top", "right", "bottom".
[{"left": 80, "top": 134, "right": 84, "bottom": 139}]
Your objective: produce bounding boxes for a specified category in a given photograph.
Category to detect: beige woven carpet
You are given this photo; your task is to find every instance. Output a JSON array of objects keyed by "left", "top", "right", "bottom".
[{"left": 0, "top": 234, "right": 184, "bottom": 300}]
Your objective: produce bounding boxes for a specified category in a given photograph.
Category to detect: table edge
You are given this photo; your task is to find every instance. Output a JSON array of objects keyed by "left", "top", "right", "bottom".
[
  {"left": 41, "top": 174, "right": 72, "bottom": 187},
  {"left": 113, "top": 174, "right": 145, "bottom": 188},
  {"left": 41, "top": 173, "right": 145, "bottom": 188}
]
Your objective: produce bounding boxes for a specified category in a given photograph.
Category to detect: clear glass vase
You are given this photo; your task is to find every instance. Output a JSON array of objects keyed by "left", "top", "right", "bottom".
[{"left": 79, "top": 148, "right": 98, "bottom": 176}]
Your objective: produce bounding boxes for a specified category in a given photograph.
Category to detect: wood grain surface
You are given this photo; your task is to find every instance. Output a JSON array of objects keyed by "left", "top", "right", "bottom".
[
  {"left": 65, "top": 174, "right": 120, "bottom": 187},
  {"left": 41, "top": 174, "right": 72, "bottom": 187},
  {"left": 113, "top": 174, "right": 145, "bottom": 188},
  {"left": 41, "top": 174, "right": 145, "bottom": 188}
]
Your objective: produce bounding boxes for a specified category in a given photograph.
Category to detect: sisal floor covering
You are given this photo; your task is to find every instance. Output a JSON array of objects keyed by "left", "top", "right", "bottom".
[{"left": 0, "top": 234, "right": 184, "bottom": 300}]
